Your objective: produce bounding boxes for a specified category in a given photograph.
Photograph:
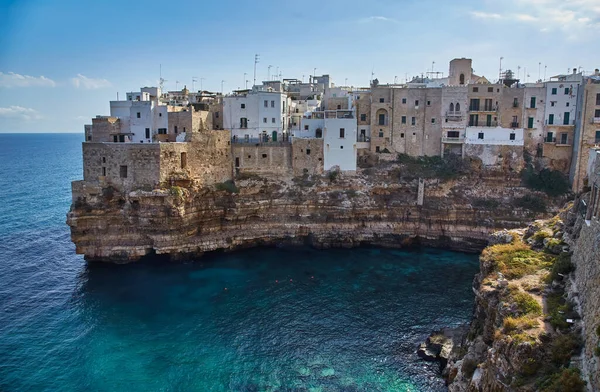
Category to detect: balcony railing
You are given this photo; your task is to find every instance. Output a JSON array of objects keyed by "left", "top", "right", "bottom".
[
  {"left": 468, "top": 121, "right": 498, "bottom": 127},
  {"left": 511, "top": 122, "right": 520, "bottom": 128},
  {"left": 442, "top": 136, "right": 465, "bottom": 144},
  {"left": 445, "top": 111, "right": 463, "bottom": 120},
  {"left": 469, "top": 106, "right": 497, "bottom": 112},
  {"left": 357, "top": 135, "right": 371, "bottom": 142},
  {"left": 591, "top": 117, "right": 600, "bottom": 124},
  {"left": 231, "top": 136, "right": 291, "bottom": 145},
  {"left": 545, "top": 137, "right": 556, "bottom": 143}
]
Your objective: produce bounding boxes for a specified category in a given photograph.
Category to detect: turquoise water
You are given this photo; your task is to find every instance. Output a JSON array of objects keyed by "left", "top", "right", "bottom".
[{"left": 0, "top": 134, "right": 480, "bottom": 391}]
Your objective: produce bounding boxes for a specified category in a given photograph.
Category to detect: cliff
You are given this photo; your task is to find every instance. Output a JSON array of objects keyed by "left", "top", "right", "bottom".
[
  {"left": 444, "top": 214, "right": 590, "bottom": 391},
  {"left": 67, "top": 162, "right": 561, "bottom": 263}
]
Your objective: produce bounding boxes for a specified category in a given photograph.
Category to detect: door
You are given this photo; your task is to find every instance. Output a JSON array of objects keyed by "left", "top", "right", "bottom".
[
  {"left": 560, "top": 133, "right": 568, "bottom": 144},
  {"left": 486, "top": 115, "right": 492, "bottom": 127},
  {"left": 530, "top": 97, "right": 536, "bottom": 108},
  {"left": 528, "top": 117, "right": 534, "bottom": 129},
  {"left": 563, "top": 112, "right": 570, "bottom": 125},
  {"left": 272, "top": 131, "right": 277, "bottom": 142},
  {"left": 378, "top": 113, "right": 385, "bottom": 125},
  {"left": 235, "top": 157, "right": 240, "bottom": 168}
]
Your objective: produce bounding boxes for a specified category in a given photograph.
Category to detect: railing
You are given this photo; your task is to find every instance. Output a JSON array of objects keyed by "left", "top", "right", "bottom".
[
  {"left": 442, "top": 136, "right": 465, "bottom": 143},
  {"left": 591, "top": 117, "right": 600, "bottom": 124},
  {"left": 469, "top": 106, "right": 497, "bottom": 112},
  {"left": 231, "top": 136, "right": 290, "bottom": 145},
  {"left": 545, "top": 137, "right": 556, "bottom": 143},
  {"left": 468, "top": 121, "right": 498, "bottom": 127},
  {"left": 511, "top": 122, "right": 520, "bottom": 128},
  {"left": 445, "top": 111, "right": 463, "bottom": 120},
  {"left": 377, "top": 119, "right": 389, "bottom": 126},
  {"left": 357, "top": 135, "right": 371, "bottom": 142}
]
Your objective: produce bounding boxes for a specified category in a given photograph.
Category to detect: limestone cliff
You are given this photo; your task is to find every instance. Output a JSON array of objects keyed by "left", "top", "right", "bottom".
[
  {"left": 444, "top": 216, "right": 589, "bottom": 392},
  {"left": 67, "top": 165, "right": 561, "bottom": 263}
]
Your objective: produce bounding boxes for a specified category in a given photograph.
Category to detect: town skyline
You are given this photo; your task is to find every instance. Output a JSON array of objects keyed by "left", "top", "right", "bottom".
[{"left": 1, "top": 0, "right": 599, "bottom": 133}]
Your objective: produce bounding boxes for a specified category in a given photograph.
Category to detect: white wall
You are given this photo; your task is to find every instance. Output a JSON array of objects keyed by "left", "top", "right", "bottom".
[
  {"left": 544, "top": 81, "right": 580, "bottom": 126},
  {"left": 324, "top": 118, "right": 357, "bottom": 171},
  {"left": 465, "top": 127, "right": 524, "bottom": 146},
  {"left": 224, "top": 91, "right": 288, "bottom": 140},
  {"left": 296, "top": 117, "right": 323, "bottom": 138}
]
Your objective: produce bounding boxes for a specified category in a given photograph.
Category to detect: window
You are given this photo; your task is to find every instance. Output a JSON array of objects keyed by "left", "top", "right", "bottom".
[
  {"left": 456, "top": 103, "right": 460, "bottom": 112},
  {"left": 560, "top": 133, "right": 568, "bottom": 144},
  {"left": 402, "top": 116, "right": 407, "bottom": 124},
  {"left": 145, "top": 128, "right": 150, "bottom": 138},
  {"left": 551, "top": 101, "right": 556, "bottom": 107},
  {"left": 304, "top": 125, "right": 309, "bottom": 130},
  {"left": 360, "top": 114, "right": 367, "bottom": 121},
  {"left": 263, "top": 117, "right": 267, "bottom": 123},
  {"left": 478, "top": 132, "right": 484, "bottom": 140},
  {"left": 469, "top": 114, "right": 479, "bottom": 126},
  {"left": 379, "top": 98, "right": 384, "bottom": 103},
  {"left": 216, "top": 112, "right": 219, "bottom": 118},
  {"left": 136, "top": 112, "right": 141, "bottom": 118},
  {"left": 264, "top": 100, "right": 268, "bottom": 107},
  {"left": 271, "top": 100, "right": 275, "bottom": 107},
  {"left": 415, "top": 100, "right": 419, "bottom": 107},
  {"left": 528, "top": 117, "right": 534, "bottom": 129},
  {"left": 551, "top": 88, "right": 557, "bottom": 95},
  {"left": 174, "top": 125, "right": 178, "bottom": 133},
  {"left": 488, "top": 87, "right": 493, "bottom": 93},
  {"left": 546, "top": 132, "right": 554, "bottom": 142},
  {"left": 272, "top": 118, "right": 275, "bottom": 123},
  {"left": 158, "top": 128, "right": 167, "bottom": 135},
  {"left": 595, "top": 131, "right": 600, "bottom": 143},
  {"left": 181, "top": 152, "right": 187, "bottom": 169},
  {"left": 513, "top": 98, "right": 518, "bottom": 107},
  {"left": 411, "top": 117, "right": 416, "bottom": 126},
  {"left": 102, "top": 167, "right": 106, "bottom": 176},
  {"left": 306, "top": 149, "right": 311, "bottom": 155},
  {"left": 159, "top": 113, "right": 162, "bottom": 117},
  {"left": 510, "top": 133, "right": 515, "bottom": 141},
  {"left": 120, "top": 165, "right": 127, "bottom": 178},
  {"left": 596, "top": 93, "right": 600, "bottom": 106},
  {"left": 595, "top": 109, "right": 600, "bottom": 117},
  {"left": 378, "top": 113, "right": 386, "bottom": 125},
  {"left": 262, "top": 154, "right": 267, "bottom": 158},
  {"left": 548, "top": 114, "right": 554, "bottom": 125},
  {"left": 339, "top": 128, "right": 345, "bottom": 138},
  {"left": 379, "top": 130, "right": 384, "bottom": 137},
  {"left": 469, "top": 99, "right": 480, "bottom": 111},
  {"left": 375, "top": 146, "right": 380, "bottom": 152},
  {"left": 449, "top": 103, "right": 454, "bottom": 112},
  {"left": 566, "top": 102, "right": 570, "bottom": 107},
  {"left": 402, "top": 98, "right": 406, "bottom": 104},
  {"left": 473, "top": 87, "right": 479, "bottom": 92},
  {"left": 240, "top": 103, "right": 246, "bottom": 109},
  {"left": 530, "top": 96, "right": 536, "bottom": 108},
  {"left": 459, "top": 74, "right": 465, "bottom": 85},
  {"left": 240, "top": 118, "right": 248, "bottom": 128},
  {"left": 427, "top": 100, "right": 431, "bottom": 106},
  {"left": 563, "top": 112, "right": 570, "bottom": 125},
  {"left": 564, "top": 88, "right": 569, "bottom": 95},
  {"left": 102, "top": 157, "right": 106, "bottom": 163},
  {"left": 400, "top": 133, "right": 405, "bottom": 138},
  {"left": 484, "top": 99, "right": 493, "bottom": 111}
]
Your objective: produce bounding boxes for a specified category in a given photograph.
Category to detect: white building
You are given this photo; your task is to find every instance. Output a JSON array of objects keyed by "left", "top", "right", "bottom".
[
  {"left": 544, "top": 72, "right": 582, "bottom": 128},
  {"left": 465, "top": 127, "right": 524, "bottom": 146},
  {"left": 109, "top": 88, "right": 168, "bottom": 143},
  {"left": 223, "top": 86, "right": 289, "bottom": 142}
]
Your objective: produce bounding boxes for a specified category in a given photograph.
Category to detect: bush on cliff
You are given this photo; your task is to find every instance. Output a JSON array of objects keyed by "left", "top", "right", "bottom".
[
  {"left": 510, "top": 291, "right": 542, "bottom": 316},
  {"left": 215, "top": 180, "right": 239, "bottom": 194},
  {"left": 522, "top": 167, "right": 570, "bottom": 197},
  {"left": 538, "top": 367, "right": 586, "bottom": 392},
  {"left": 395, "top": 153, "right": 469, "bottom": 180},
  {"left": 515, "top": 194, "right": 548, "bottom": 213},
  {"left": 550, "top": 253, "right": 575, "bottom": 281},
  {"left": 481, "top": 242, "right": 554, "bottom": 279}
]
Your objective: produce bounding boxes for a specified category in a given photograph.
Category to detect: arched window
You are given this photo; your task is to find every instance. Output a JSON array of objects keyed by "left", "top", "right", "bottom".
[
  {"left": 459, "top": 74, "right": 465, "bottom": 85},
  {"left": 376, "top": 108, "right": 388, "bottom": 126},
  {"left": 449, "top": 103, "right": 454, "bottom": 112},
  {"left": 456, "top": 103, "right": 461, "bottom": 112}
]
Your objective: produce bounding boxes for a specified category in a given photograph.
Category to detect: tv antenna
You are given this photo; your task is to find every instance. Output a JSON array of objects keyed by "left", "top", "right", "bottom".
[
  {"left": 159, "top": 64, "right": 167, "bottom": 93},
  {"left": 253, "top": 54, "right": 260, "bottom": 86}
]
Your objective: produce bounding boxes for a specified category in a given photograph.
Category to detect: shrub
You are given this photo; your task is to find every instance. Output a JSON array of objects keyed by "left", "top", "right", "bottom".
[
  {"left": 215, "top": 180, "right": 239, "bottom": 194},
  {"left": 327, "top": 170, "right": 339, "bottom": 183},
  {"left": 550, "top": 254, "right": 575, "bottom": 281},
  {"left": 169, "top": 186, "right": 184, "bottom": 198},
  {"left": 473, "top": 198, "right": 501, "bottom": 209},
  {"left": 481, "top": 242, "right": 555, "bottom": 279},
  {"left": 511, "top": 291, "right": 543, "bottom": 316},
  {"left": 596, "top": 324, "right": 600, "bottom": 337},
  {"left": 538, "top": 368, "right": 586, "bottom": 392},
  {"left": 515, "top": 194, "right": 547, "bottom": 213},
  {"left": 594, "top": 347, "right": 600, "bottom": 357},
  {"left": 522, "top": 167, "right": 570, "bottom": 197},
  {"left": 503, "top": 316, "right": 538, "bottom": 334},
  {"left": 345, "top": 189, "right": 357, "bottom": 198},
  {"left": 395, "top": 153, "right": 469, "bottom": 180},
  {"left": 462, "top": 359, "right": 478, "bottom": 378},
  {"left": 546, "top": 292, "right": 570, "bottom": 330},
  {"left": 550, "top": 334, "right": 581, "bottom": 367}
]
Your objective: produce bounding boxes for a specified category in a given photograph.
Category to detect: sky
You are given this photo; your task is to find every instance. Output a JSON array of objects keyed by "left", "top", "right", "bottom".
[{"left": 0, "top": 0, "right": 599, "bottom": 133}]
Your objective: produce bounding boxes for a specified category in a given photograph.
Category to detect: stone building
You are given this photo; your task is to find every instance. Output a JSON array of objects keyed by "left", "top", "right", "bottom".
[
  {"left": 522, "top": 85, "right": 546, "bottom": 157},
  {"left": 441, "top": 86, "right": 468, "bottom": 157}
]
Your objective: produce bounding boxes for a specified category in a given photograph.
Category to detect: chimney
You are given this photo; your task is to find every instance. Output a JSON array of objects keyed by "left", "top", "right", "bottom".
[{"left": 573, "top": 68, "right": 577, "bottom": 75}]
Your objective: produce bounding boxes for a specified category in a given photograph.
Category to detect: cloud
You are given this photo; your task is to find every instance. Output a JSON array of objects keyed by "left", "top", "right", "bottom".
[
  {"left": 71, "top": 74, "right": 112, "bottom": 89},
  {"left": 359, "top": 16, "right": 398, "bottom": 24},
  {"left": 469, "top": 11, "right": 502, "bottom": 19},
  {"left": 0, "top": 72, "right": 56, "bottom": 88},
  {"left": 0, "top": 106, "right": 42, "bottom": 121},
  {"left": 515, "top": 14, "right": 538, "bottom": 22}
]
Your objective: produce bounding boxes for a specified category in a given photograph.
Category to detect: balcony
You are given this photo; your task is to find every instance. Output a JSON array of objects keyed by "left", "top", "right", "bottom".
[
  {"left": 591, "top": 117, "right": 600, "bottom": 124},
  {"left": 468, "top": 121, "right": 498, "bottom": 127},
  {"left": 442, "top": 136, "right": 465, "bottom": 144},
  {"left": 357, "top": 135, "right": 371, "bottom": 142},
  {"left": 469, "top": 106, "right": 497, "bottom": 113},
  {"left": 445, "top": 111, "right": 463, "bottom": 121},
  {"left": 511, "top": 122, "right": 520, "bottom": 128}
]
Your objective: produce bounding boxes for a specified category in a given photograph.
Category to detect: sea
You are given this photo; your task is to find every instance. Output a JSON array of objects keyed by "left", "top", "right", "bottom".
[{"left": 0, "top": 133, "right": 480, "bottom": 392}]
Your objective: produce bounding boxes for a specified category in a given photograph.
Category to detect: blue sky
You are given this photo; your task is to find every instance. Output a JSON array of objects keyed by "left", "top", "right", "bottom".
[{"left": 0, "top": 0, "right": 598, "bottom": 133}]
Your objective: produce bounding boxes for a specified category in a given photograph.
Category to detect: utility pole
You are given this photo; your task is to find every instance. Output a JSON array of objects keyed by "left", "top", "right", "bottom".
[
  {"left": 268, "top": 65, "right": 273, "bottom": 81},
  {"left": 192, "top": 76, "right": 198, "bottom": 91},
  {"left": 345, "top": 78, "right": 348, "bottom": 86},
  {"left": 200, "top": 77, "right": 205, "bottom": 92},
  {"left": 544, "top": 65, "right": 547, "bottom": 81},
  {"left": 394, "top": 76, "right": 398, "bottom": 84},
  {"left": 221, "top": 80, "right": 225, "bottom": 94},
  {"left": 432, "top": 61, "right": 435, "bottom": 74},
  {"left": 499, "top": 57, "right": 504, "bottom": 81},
  {"left": 253, "top": 54, "right": 259, "bottom": 87},
  {"left": 245, "top": 80, "right": 249, "bottom": 89},
  {"left": 176, "top": 80, "right": 180, "bottom": 91},
  {"left": 538, "top": 62, "right": 541, "bottom": 82},
  {"left": 244, "top": 73, "right": 247, "bottom": 89},
  {"left": 313, "top": 68, "right": 317, "bottom": 83}
]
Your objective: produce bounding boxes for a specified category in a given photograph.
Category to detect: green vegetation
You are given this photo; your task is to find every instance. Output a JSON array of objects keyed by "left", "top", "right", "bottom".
[
  {"left": 550, "top": 254, "right": 575, "bottom": 281},
  {"left": 550, "top": 334, "right": 581, "bottom": 366},
  {"left": 215, "top": 180, "right": 239, "bottom": 194},
  {"left": 546, "top": 292, "right": 571, "bottom": 330},
  {"left": 503, "top": 316, "right": 538, "bottom": 334},
  {"left": 531, "top": 229, "right": 552, "bottom": 242},
  {"left": 538, "top": 368, "right": 586, "bottom": 392},
  {"left": 462, "top": 358, "right": 477, "bottom": 378},
  {"left": 345, "top": 189, "right": 357, "bottom": 198},
  {"left": 481, "top": 242, "right": 555, "bottom": 279},
  {"left": 395, "top": 153, "right": 469, "bottom": 180},
  {"left": 236, "top": 172, "right": 262, "bottom": 181},
  {"left": 169, "top": 186, "right": 184, "bottom": 198},
  {"left": 511, "top": 291, "right": 542, "bottom": 316},
  {"left": 515, "top": 194, "right": 548, "bottom": 213},
  {"left": 596, "top": 324, "right": 600, "bottom": 337},
  {"left": 594, "top": 347, "right": 600, "bottom": 357},
  {"left": 327, "top": 170, "right": 340, "bottom": 183},
  {"left": 522, "top": 167, "right": 570, "bottom": 197},
  {"left": 292, "top": 173, "right": 316, "bottom": 188},
  {"left": 472, "top": 198, "right": 501, "bottom": 209}
]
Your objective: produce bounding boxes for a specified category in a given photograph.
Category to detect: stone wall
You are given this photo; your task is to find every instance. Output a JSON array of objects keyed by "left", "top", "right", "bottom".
[
  {"left": 91, "top": 117, "right": 121, "bottom": 142},
  {"left": 82, "top": 142, "right": 161, "bottom": 190},
  {"left": 183, "top": 130, "right": 232, "bottom": 186},
  {"left": 326, "top": 97, "right": 349, "bottom": 110},
  {"left": 464, "top": 144, "right": 524, "bottom": 170},
  {"left": 167, "top": 108, "right": 211, "bottom": 142},
  {"left": 291, "top": 138, "right": 324, "bottom": 176},
  {"left": 232, "top": 144, "right": 292, "bottom": 175}
]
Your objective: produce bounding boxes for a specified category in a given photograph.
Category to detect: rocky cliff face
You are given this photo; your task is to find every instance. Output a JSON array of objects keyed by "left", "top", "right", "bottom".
[
  {"left": 444, "top": 216, "right": 588, "bottom": 392},
  {"left": 67, "top": 166, "right": 559, "bottom": 263}
]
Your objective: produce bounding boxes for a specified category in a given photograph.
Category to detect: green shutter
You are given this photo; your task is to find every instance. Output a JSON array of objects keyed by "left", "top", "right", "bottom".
[
  {"left": 528, "top": 117, "right": 534, "bottom": 128},
  {"left": 530, "top": 97, "right": 536, "bottom": 108},
  {"left": 563, "top": 112, "right": 570, "bottom": 125},
  {"left": 549, "top": 114, "right": 554, "bottom": 124}
]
